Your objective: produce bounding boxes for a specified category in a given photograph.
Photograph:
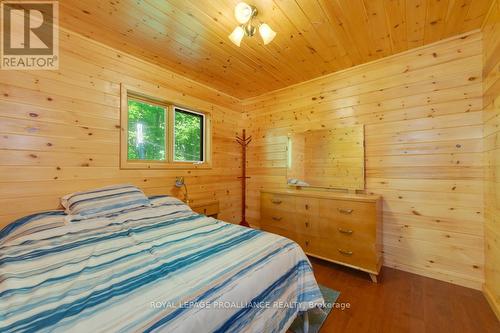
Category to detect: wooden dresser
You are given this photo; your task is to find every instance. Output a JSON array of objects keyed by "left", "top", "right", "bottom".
[{"left": 260, "top": 189, "right": 382, "bottom": 282}]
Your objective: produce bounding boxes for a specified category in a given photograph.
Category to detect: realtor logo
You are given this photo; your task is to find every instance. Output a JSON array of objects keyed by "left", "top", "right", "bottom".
[{"left": 1, "top": 1, "right": 59, "bottom": 70}]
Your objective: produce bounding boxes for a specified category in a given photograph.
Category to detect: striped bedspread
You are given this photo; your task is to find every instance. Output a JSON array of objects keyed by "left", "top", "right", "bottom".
[{"left": 0, "top": 200, "right": 324, "bottom": 332}]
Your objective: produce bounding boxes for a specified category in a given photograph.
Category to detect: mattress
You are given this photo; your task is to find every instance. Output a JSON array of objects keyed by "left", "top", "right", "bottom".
[{"left": 0, "top": 199, "right": 324, "bottom": 332}]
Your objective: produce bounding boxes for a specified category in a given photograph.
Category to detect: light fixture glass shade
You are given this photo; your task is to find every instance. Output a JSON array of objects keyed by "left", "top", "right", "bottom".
[
  {"left": 259, "top": 23, "right": 276, "bottom": 45},
  {"left": 229, "top": 26, "right": 245, "bottom": 46},
  {"left": 234, "top": 2, "right": 253, "bottom": 24}
]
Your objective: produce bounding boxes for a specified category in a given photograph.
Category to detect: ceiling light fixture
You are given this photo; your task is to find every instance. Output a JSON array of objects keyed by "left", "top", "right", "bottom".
[{"left": 228, "top": 2, "right": 276, "bottom": 46}]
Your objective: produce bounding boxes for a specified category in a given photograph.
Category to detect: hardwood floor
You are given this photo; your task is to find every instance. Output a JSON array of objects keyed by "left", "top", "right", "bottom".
[{"left": 310, "top": 257, "right": 500, "bottom": 333}]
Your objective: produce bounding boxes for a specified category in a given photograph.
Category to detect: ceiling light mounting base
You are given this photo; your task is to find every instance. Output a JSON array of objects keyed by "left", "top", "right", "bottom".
[
  {"left": 243, "top": 5, "right": 257, "bottom": 36},
  {"left": 244, "top": 23, "right": 256, "bottom": 37}
]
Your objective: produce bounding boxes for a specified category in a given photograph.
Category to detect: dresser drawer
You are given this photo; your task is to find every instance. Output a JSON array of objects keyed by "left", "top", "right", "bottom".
[
  {"left": 321, "top": 238, "right": 378, "bottom": 272},
  {"left": 295, "top": 215, "right": 321, "bottom": 236},
  {"left": 295, "top": 197, "right": 319, "bottom": 215},
  {"left": 261, "top": 208, "right": 297, "bottom": 232},
  {"left": 296, "top": 234, "right": 322, "bottom": 256},
  {"left": 319, "top": 199, "right": 376, "bottom": 224},
  {"left": 319, "top": 218, "right": 376, "bottom": 243},
  {"left": 261, "top": 193, "right": 296, "bottom": 212}
]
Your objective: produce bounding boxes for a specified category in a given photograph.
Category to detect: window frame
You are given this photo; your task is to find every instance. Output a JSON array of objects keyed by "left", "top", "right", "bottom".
[{"left": 120, "top": 84, "right": 212, "bottom": 170}]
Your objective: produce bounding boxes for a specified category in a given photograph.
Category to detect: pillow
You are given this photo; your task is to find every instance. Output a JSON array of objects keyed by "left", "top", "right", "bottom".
[
  {"left": 149, "top": 195, "right": 191, "bottom": 208},
  {"left": 0, "top": 210, "right": 66, "bottom": 243},
  {"left": 62, "top": 184, "right": 150, "bottom": 221}
]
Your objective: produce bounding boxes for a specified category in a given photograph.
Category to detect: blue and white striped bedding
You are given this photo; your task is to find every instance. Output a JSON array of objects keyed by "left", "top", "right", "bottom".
[
  {"left": 0, "top": 197, "right": 324, "bottom": 332},
  {"left": 0, "top": 210, "right": 66, "bottom": 243}
]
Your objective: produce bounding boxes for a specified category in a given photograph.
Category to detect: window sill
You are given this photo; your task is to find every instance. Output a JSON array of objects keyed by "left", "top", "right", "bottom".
[{"left": 120, "top": 161, "right": 212, "bottom": 170}]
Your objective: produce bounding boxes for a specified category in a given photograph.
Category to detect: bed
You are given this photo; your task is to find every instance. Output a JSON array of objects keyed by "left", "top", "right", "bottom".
[{"left": 0, "top": 190, "right": 324, "bottom": 332}]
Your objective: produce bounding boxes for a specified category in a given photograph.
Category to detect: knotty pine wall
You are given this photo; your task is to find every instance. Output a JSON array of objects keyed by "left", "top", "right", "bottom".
[
  {"left": 0, "top": 20, "right": 492, "bottom": 294},
  {"left": 243, "top": 31, "right": 485, "bottom": 289},
  {"left": 0, "top": 29, "right": 243, "bottom": 228},
  {"left": 483, "top": 0, "right": 500, "bottom": 319}
]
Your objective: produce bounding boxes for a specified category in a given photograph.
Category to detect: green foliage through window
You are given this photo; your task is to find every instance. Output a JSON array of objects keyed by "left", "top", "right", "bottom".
[
  {"left": 127, "top": 99, "right": 166, "bottom": 161},
  {"left": 174, "top": 109, "right": 203, "bottom": 162}
]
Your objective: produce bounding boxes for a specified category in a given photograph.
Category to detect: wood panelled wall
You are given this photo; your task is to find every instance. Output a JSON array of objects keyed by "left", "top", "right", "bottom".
[
  {"left": 483, "top": 0, "right": 500, "bottom": 319},
  {"left": 0, "top": 29, "right": 243, "bottom": 228},
  {"left": 0, "top": 14, "right": 494, "bottom": 296},
  {"left": 243, "top": 31, "right": 485, "bottom": 289}
]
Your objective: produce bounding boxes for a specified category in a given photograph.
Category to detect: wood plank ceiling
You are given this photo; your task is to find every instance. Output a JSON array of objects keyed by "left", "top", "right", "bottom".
[{"left": 59, "top": 0, "right": 494, "bottom": 99}]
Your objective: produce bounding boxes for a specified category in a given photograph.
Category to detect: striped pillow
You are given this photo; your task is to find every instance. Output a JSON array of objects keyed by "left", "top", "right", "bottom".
[
  {"left": 62, "top": 184, "right": 151, "bottom": 221},
  {"left": 149, "top": 195, "right": 192, "bottom": 209},
  {"left": 0, "top": 210, "right": 66, "bottom": 243}
]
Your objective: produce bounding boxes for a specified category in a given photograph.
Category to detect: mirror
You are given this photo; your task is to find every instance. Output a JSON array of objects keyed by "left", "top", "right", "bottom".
[{"left": 287, "top": 125, "right": 365, "bottom": 190}]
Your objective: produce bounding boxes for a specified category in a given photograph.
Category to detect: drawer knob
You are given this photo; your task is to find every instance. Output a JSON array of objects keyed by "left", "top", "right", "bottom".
[
  {"left": 271, "top": 199, "right": 282, "bottom": 204},
  {"left": 305, "top": 204, "right": 309, "bottom": 210},
  {"left": 305, "top": 222, "right": 310, "bottom": 228},
  {"left": 272, "top": 216, "right": 282, "bottom": 221},
  {"left": 337, "top": 248, "right": 353, "bottom": 256},
  {"left": 337, "top": 208, "right": 354, "bottom": 214},
  {"left": 337, "top": 228, "right": 353, "bottom": 235}
]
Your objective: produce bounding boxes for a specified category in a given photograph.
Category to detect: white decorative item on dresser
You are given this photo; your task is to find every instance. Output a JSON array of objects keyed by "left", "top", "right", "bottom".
[{"left": 260, "top": 189, "right": 382, "bottom": 282}]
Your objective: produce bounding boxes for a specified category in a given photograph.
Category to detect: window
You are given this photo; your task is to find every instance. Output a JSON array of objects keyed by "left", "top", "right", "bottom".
[
  {"left": 120, "top": 85, "right": 211, "bottom": 169},
  {"left": 174, "top": 107, "right": 204, "bottom": 162},
  {"left": 127, "top": 99, "right": 166, "bottom": 161}
]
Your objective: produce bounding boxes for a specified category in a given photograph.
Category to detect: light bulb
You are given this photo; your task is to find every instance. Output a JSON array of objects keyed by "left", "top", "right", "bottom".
[
  {"left": 229, "top": 26, "right": 245, "bottom": 46},
  {"left": 234, "top": 2, "right": 253, "bottom": 24},
  {"left": 259, "top": 23, "right": 276, "bottom": 45}
]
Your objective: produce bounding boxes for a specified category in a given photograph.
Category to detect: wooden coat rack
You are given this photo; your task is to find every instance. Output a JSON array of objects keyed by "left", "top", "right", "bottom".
[{"left": 236, "top": 129, "right": 251, "bottom": 227}]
